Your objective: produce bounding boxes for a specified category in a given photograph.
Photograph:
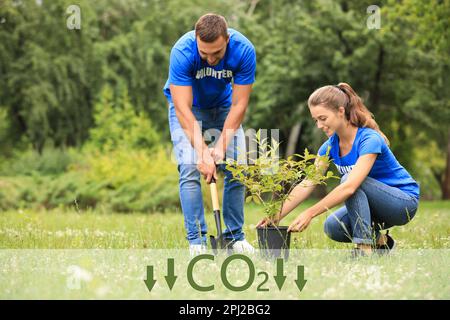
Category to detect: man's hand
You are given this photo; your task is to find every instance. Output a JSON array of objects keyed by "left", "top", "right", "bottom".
[
  {"left": 197, "top": 148, "right": 217, "bottom": 184},
  {"left": 209, "top": 147, "right": 225, "bottom": 164},
  {"left": 287, "top": 211, "right": 313, "bottom": 233}
]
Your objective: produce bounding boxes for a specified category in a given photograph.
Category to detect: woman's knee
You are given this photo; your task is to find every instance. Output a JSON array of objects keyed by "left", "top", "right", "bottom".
[
  {"left": 396, "top": 205, "right": 418, "bottom": 226},
  {"left": 324, "top": 216, "right": 352, "bottom": 243}
]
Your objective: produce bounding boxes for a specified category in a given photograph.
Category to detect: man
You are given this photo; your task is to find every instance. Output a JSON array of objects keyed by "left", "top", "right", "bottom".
[{"left": 163, "top": 13, "right": 256, "bottom": 254}]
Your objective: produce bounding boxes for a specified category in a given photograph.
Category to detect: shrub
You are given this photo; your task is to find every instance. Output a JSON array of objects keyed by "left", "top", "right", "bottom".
[
  {"left": 84, "top": 86, "right": 160, "bottom": 153},
  {"left": 0, "top": 148, "right": 80, "bottom": 176},
  {"left": 0, "top": 146, "right": 180, "bottom": 213},
  {"left": 226, "top": 131, "right": 337, "bottom": 221},
  {"left": 82, "top": 146, "right": 179, "bottom": 212}
]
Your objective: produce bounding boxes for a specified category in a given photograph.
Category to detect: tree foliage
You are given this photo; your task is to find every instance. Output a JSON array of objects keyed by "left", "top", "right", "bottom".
[{"left": 0, "top": 0, "right": 448, "bottom": 198}]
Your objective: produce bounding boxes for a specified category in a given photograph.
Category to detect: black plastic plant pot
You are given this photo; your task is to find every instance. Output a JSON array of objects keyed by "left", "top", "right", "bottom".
[{"left": 257, "top": 226, "right": 291, "bottom": 260}]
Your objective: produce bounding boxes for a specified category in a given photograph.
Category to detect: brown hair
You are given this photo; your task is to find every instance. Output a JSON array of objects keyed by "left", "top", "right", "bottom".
[
  {"left": 195, "top": 13, "right": 228, "bottom": 43},
  {"left": 308, "top": 82, "right": 389, "bottom": 145}
]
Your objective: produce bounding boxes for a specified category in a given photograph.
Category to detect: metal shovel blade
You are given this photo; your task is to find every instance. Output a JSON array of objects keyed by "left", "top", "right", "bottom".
[{"left": 210, "top": 235, "right": 218, "bottom": 255}]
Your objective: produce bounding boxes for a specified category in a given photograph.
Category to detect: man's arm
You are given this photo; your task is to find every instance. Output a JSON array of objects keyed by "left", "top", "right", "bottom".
[
  {"left": 170, "top": 84, "right": 217, "bottom": 183},
  {"left": 212, "top": 83, "right": 252, "bottom": 161}
]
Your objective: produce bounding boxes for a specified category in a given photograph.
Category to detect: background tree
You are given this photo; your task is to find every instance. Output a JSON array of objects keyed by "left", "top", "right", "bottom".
[{"left": 0, "top": 0, "right": 447, "bottom": 200}]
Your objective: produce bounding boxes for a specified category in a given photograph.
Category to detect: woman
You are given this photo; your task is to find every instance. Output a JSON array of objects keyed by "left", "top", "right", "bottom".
[{"left": 257, "top": 83, "right": 420, "bottom": 257}]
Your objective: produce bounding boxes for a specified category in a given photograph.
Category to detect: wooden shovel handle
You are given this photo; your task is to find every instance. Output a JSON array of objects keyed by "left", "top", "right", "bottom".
[{"left": 210, "top": 178, "right": 220, "bottom": 211}]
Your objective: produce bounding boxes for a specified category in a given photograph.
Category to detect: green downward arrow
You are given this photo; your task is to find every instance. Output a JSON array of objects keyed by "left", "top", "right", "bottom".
[
  {"left": 164, "top": 258, "right": 177, "bottom": 290},
  {"left": 295, "top": 265, "right": 307, "bottom": 292},
  {"left": 273, "top": 258, "right": 286, "bottom": 290},
  {"left": 144, "top": 266, "right": 156, "bottom": 292}
]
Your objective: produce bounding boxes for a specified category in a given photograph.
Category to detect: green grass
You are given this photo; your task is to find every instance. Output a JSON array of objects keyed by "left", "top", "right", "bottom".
[
  {"left": 1, "top": 248, "right": 448, "bottom": 299},
  {"left": 0, "top": 201, "right": 449, "bottom": 299},
  {"left": 0, "top": 200, "right": 449, "bottom": 249}
]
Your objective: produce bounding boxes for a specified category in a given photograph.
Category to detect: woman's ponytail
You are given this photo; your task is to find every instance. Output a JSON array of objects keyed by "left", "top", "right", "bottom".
[{"left": 337, "top": 83, "right": 390, "bottom": 145}]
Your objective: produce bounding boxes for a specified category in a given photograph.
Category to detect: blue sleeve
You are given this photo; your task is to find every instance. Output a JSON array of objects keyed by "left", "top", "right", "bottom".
[
  {"left": 168, "top": 48, "right": 193, "bottom": 86},
  {"left": 233, "top": 45, "right": 256, "bottom": 85},
  {"left": 318, "top": 140, "right": 331, "bottom": 157},
  {"left": 359, "top": 132, "right": 382, "bottom": 156}
]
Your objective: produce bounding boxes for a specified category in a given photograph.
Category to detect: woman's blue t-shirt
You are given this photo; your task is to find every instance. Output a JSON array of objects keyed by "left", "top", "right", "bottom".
[{"left": 318, "top": 127, "right": 420, "bottom": 199}]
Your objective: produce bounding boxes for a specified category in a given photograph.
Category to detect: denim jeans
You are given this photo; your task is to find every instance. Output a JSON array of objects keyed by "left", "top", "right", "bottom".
[
  {"left": 324, "top": 174, "right": 419, "bottom": 245},
  {"left": 168, "top": 103, "right": 247, "bottom": 245}
]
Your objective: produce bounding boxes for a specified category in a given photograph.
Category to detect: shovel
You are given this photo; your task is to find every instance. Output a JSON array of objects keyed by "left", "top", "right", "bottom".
[{"left": 208, "top": 177, "right": 234, "bottom": 254}]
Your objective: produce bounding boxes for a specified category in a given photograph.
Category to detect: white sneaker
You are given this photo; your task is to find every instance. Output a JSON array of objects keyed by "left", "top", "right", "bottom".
[
  {"left": 189, "top": 244, "right": 207, "bottom": 257},
  {"left": 232, "top": 239, "right": 255, "bottom": 254}
]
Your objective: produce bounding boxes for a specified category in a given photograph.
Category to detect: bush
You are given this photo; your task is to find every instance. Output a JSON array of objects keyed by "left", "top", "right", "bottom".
[
  {"left": 0, "top": 148, "right": 80, "bottom": 177},
  {"left": 0, "top": 146, "right": 180, "bottom": 213},
  {"left": 84, "top": 86, "right": 160, "bottom": 153},
  {"left": 82, "top": 146, "right": 179, "bottom": 212},
  {"left": 0, "top": 177, "right": 23, "bottom": 210},
  {"left": 0, "top": 85, "right": 181, "bottom": 212}
]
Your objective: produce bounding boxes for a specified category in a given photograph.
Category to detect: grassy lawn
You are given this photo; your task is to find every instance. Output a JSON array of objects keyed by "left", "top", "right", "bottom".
[
  {"left": 1, "top": 201, "right": 449, "bottom": 299},
  {"left": 1, "top": 201, "right": 449, "bottom": 249}
]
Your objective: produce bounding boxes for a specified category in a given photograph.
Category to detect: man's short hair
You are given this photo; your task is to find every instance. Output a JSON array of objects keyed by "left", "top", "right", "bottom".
[{"left": 195, "top": 13, "right": 228, "bottom": 43}]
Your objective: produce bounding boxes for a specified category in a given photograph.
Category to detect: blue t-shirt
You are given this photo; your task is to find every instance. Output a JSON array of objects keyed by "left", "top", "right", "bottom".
[
  {"left": 318, "top": 127, "right": 420, "bottom": 199},
  {"left": 163, "top": 28, "right": 256, "bottom": 108}
]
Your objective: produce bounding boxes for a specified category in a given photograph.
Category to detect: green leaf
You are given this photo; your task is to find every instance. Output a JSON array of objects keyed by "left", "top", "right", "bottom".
[{"left": 252, "top": 195, "right": 261, "bottom": 204}]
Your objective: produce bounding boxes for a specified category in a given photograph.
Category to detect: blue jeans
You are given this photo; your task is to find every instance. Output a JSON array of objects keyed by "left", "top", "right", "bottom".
[
  {"left": 324, "top": 174, "right": 419, "bottom": 245},
  {"left": 168, "top": 103, "right": 247, "bottom": 245}
]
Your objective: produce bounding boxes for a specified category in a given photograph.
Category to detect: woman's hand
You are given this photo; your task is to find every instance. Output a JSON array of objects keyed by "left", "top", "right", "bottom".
[
  {"left": 256, "top": 214, "right": 281, "bottom": 228},
  {"left": 287, "top": 211, "right": 313, "bottom": 232}
]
